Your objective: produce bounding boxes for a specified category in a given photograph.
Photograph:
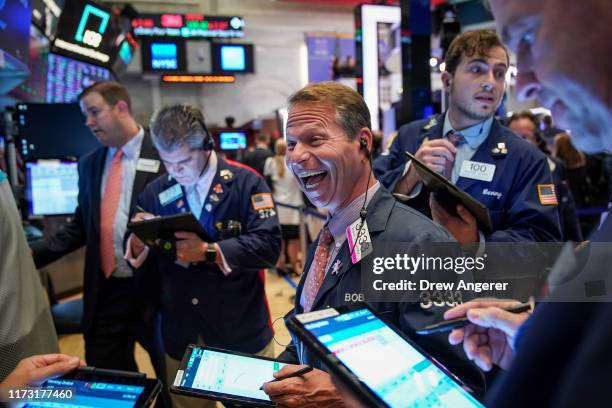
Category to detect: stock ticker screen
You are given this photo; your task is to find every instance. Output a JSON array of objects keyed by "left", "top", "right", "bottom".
[
  {"left": 46, "top": 53, "right": 111, "bottom": 102},
  {"left": 25, "top": 160, "right": 79, "bottom": 216},
  {"left": 304, "top": 308, "right": 484, "bottom": 408}
]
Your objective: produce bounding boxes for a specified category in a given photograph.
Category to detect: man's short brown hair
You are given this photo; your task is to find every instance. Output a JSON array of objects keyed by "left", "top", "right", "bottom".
[
  {"left": 78, "top": 81, "right": 132, "bottom": 113},
  {"left": 288, "top": 82, "right": 371, "bottom": 140},
  {"left": 444, "top": 29, "right": 509, "bottom": 75}
]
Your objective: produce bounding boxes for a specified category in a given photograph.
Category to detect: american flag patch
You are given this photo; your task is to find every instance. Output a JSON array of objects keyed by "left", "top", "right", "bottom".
[
  {"left": 537, "top": 184, "right": 558, "bottom": 205},
  {"left": 251, "top": 193, "right": 274, "bottom": 210}
]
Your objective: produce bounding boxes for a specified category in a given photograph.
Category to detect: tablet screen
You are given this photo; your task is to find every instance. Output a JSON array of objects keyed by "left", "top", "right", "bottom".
[
  {"left": 302, "top": 308, "right": 483, "bottom": 408},
  {"left": 176, "top": 348, "right": 286, "bottom": 403},
  {"left": 24, "top": 378, "right": 144, "bottom": 408}
]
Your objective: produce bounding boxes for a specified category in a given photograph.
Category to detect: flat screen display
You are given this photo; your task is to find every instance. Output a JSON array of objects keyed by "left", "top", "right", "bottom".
[
  {"left": 212, "top": 43, "right": 254, "bottom": 73},
  {"left": 31, "top": 0, "right": 65, "bottom": 39},
  {"left": 46, "top": 53, "right": 111, "bottom": 102},
  {"left": 219, "top": 132, "right": 246, "bottom": 150},
  {"left": 51, "top": 0, "right": 122, "bottom": 67},
  {"left": 302, "top": 308, "right": 483, "bottom": 408},
  {"left": 8, "top": 26, "right": 50, "bottom": 102},
  {"left": 25, "top": 160, "right": 79, "bottom": 216},
  {"left": 0, "top": 0, "right": 31, "bottom": 65},
  {"left": 17, "top": 103, "right": 101, "bottom": 159},
  {"left": 24, "top": 378, "right": 144, "bottom": 407},
  {"left": 141, "top": 39, "right": 186, "bottom": 72},
  {"left": 177, "top": 347, "right": 285, "bottom": 403}
]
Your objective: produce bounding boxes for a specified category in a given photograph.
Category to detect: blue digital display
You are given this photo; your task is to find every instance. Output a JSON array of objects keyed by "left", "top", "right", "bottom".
[
  {"left": 304, "top": 309, "right": 484, "bottom": 408},
  {"left": 26, "top": 161, "right": 79, "bottom": 216},
  {"left": 151, "top": 42, "right": 178, "bottom": 70},
  {"left": 46, "top": 53, "right": 111, "bottom": 103},
  {"left": 221, "top": 45, "right": 245, "bottom": 71},
  {"left": 220, "top": 132, "right": 246, "bottom": 150},
  {"left": 25, "top": 378, "right": 144, "bottom": 407}
]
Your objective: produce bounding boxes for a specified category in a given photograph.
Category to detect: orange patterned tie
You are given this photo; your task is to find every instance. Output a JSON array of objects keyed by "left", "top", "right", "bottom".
[
  {"left": 303, "top": 226, "right": 334, "bottom": 312},
  {"left": 100, "top": 150, "right": 123, "bottom": 278}
]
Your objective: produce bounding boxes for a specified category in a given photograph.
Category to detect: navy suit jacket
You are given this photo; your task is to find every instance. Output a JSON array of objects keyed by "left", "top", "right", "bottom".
[
  {"left": 373, "top": 115, "right": 562, "bottom": 243},
  {"left": 30, "top": 131, "right": 164, "bottom": 333},
  {"left": 486, "top": 217, "right": 612, "bottom": 407},
  {"left": 279, "top": 188, "right": 488, "bottom": 395},
  {"left": 135, "top": 158, "right": 282, "bottom": 359}
]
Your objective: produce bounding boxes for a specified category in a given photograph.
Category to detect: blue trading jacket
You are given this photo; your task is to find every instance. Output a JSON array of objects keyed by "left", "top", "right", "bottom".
[
  {"left": 373, "top": 114, "right": 562, "bottom": 243},
  {"left": 136, "top": 158, "right": 281, "bottom": 359}
]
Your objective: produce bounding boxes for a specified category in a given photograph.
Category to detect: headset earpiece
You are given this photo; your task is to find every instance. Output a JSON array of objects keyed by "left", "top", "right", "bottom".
[{"left": 360, "top": 138, "right": 370, "bottom": 159}]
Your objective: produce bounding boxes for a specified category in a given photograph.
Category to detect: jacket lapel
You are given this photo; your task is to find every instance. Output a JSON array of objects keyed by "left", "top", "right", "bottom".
[
  {"left": 310, "top": 189, "right": 394, "bottom": 310},
  {"left": 92, "top": 147, "right": 107, "bottom": 235},
  {"left": 200, "top": 159, "right": 232, "bottom": 224},
  {"left": 129, "top": 129, "right": 163, "bottom": 212}
]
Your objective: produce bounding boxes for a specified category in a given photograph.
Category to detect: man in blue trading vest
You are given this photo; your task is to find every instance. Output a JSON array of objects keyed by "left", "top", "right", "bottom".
[
  {"left": 125, "top": 104, "right": 281, "bottom": 408},
  {"left": 373, "top": 30, "right": 561, "bottom": 246}
]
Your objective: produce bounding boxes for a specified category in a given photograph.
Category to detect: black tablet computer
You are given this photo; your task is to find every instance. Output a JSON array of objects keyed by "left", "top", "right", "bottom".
[
  {"left": 22, "top": 367, "right": 160, "bottom": 407},
  {"left": 170, "top": 345, "right": 286, "bottom": 407},
  {"left": 405, "top": 152, "right": 493, "bottom": 232},
  {"left": 127, "top": 213, "right": 210, "bottom": 246},
  {"left": 287, "top": 303, "right": 484, "bottom": 408}
]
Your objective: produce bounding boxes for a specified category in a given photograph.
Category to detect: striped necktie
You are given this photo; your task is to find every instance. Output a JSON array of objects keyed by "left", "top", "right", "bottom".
[
  {"left": 100, "top": 150, "right": 123, "bottom": 278},
  {"left": 302, "top": 226, "right": 334, "bottom": 312}
]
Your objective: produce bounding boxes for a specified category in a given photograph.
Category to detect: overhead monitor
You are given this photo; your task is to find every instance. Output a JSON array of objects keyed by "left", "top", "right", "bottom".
[
  {"left": 17, "top": 103, "right": 101, "bottom": 160},
  {"left": 132, "top": 13, "right": 244, "bottom": 39},
  {"left": 0, "top": 0, "right": 32, "bottom": 92},
  {"left": 25, "top": 160, "right": 79, "bottom": 216},
  {"left": 46, "top": 53, "right": 111, "bottom": 102},
  {"left": 212, "top": 43, "right": 254, "bottom": 74},
  {"left": 141, "top": 39, "right": 187, "bottom": 73},
  {"left": 8, "top": 26, "right": 50, "bottom": 102},
  {"left": 52, "top": 0, "right": 122, "bottom": 67},
  {"left": 219, "top": 132, "right": 247, "bottom": 150},
  {"left": 31, "top": 0, "right": 65, "bottom": 39}
]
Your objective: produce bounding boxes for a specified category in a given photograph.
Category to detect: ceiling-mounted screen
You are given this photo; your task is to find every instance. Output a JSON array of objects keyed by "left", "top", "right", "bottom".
[
  {"left": 51, "top": 0, "right": 122, "bottom": 67},
  {"left": 141, "top": 39, "right": 187, "bottom": 73},
  {"left": 212, "top": 43, "right": 254, "bottom": 74},
  {"left": 46, "top": 53, "right": 111, "bottom": 103},
  {"left": 132, "top": 13, "right": 244, "bottom": 39},
  {"left": 31, "top": 0, "right": 65, "bottom": 39}
]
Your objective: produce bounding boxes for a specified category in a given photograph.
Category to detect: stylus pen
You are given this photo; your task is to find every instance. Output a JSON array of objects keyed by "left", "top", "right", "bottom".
[
  {"left": 416, "top": 302, "right": 532, "bottom": 335},
  {"left": 259, "top": 366, "right": 313, "bottom": 390}
]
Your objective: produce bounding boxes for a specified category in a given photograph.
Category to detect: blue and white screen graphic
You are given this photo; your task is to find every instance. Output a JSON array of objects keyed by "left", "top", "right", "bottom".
[
  {"left": 26, "top": 161, "right": 79, "bottom": 216},
  {"left": 220, "top": 45, "right": 246, "bottom": 71},
  {"left": 178, "top": 348, "right": 285, "bottom": 402},
  {"left": 305, "top": 309, "right": 484, "bottom": 408},
  {"left": 151, "top": 42, "right": 178, "bottom": 70},
  {"left": 25, "top": 379, "right": 144, "bottom": 407}
]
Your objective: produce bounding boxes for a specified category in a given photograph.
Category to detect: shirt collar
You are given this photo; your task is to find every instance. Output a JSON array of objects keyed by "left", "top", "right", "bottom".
[
  {"left": 327, "top": 181, "right": 380, "bottom": 245},
  {"left": 191, "top": 150, "right": 218, "bottom": 194},
  {"left": 109, "top": 127, "right": 144, "bottom": 160},
  {"left": 442, "top": 113, "right": 493, "bottom": 149}
]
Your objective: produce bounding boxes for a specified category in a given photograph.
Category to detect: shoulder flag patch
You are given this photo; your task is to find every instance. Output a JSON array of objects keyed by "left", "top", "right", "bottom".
[
  {"left": 537, "top": 184, "right": 558, "bottom": 205},
  {"left": 251, "top": 193, "right": 274, "bottom": 210}
]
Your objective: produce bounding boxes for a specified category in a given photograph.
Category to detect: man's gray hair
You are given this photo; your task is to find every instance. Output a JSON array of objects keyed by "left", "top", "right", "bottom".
[{"left": 150, "top": 104, "right": 208, "bottom": 152}]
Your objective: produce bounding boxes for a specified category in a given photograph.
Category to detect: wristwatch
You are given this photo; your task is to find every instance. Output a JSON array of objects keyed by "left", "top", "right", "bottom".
[{"left": 205, "top": 242, "right": 217, "bottom": 263}]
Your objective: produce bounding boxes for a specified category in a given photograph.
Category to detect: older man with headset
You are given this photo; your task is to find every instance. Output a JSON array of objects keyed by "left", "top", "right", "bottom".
[{"left": 126, "top": 104, "right": 281, "bottom": 408}]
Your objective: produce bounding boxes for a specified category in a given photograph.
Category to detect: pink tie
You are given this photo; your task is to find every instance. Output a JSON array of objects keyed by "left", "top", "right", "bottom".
[
  {"left": 303, "top": 227, "right": 334, "bottom": 312},
  {"left": 444, "top": 130, "right": 466, "bottom": 180},
  {"left": 100, "top": 150, "right": 123, "bottom": 278}
]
